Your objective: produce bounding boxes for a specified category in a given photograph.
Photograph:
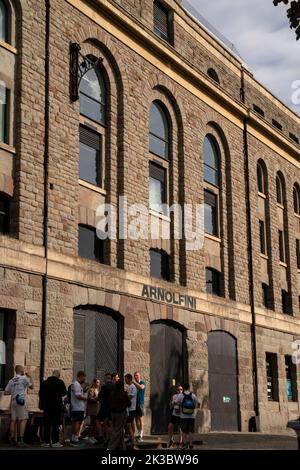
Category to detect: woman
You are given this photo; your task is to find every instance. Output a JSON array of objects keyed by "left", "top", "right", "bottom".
[
  {"left": 86, "top": 379, "right": 100, "bottom": 444},
  {"left": 168, "top": 384, "right": 183, "bottom": 448},
  {"left": 107, "top": 380, "right": 131, "bottom": 450}
]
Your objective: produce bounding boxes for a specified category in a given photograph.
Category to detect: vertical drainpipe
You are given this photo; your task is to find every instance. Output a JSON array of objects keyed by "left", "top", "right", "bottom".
[
  {"left": 240, "top": 67, "right": 260, "bottom": 431},
  {"left": 40, "top": 0, "right": 50, "bottom": 385}
]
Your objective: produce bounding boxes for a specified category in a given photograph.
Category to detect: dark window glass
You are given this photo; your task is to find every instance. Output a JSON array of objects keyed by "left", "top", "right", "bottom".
[
  {"left": 79, "top": 125, "right": 101, "bottom": 187},
  {"left": 262, "top": 284, "right": 270, "bottom": 309},
  {"left": 276, "top": 174, "right": 284, "bottom": 205},
  {"left": 0, "top": 310, "right": 15, "bottom": 390},
  {"left": 0, "top": 311, "right": 5, "bottom": 388},
  {"left": 80, "top": 68, "right": 106, "bottom": 125},
  {"left": 149, "top": 102, "right": 169, "bottom": 159},
  {"left": 266, "top": 353, "right": 279, "bottom": 401},
  {"left": 206, "top": 268, "right": 221, "bottom": 296},
  {"left": 150, "top": 249, "right": 169, "bottom": 280},
  {"left": 296, "top": 239, "right": 300, "bottom": 270},
  {"left": 0, "top": 83, "right": 8, "bottom": 144},
  {"left": 294, "top": 184, "right": 300, "bottom": 215},
  {"left": 78, "top": 225, "right": 104, "bottom": 263},
  {"left": 203, "top": 135, "right": 220, "bottom": 187},
  {"left": 282, "top": 290, "right": 292, "bottom": 315},
  {"left": 290, "top": 133, "right": 299, "bottom": 144},
  {"left": 259, "top": 220, "right": 266, "bottom": 255},
  {"left": 204, "top": 190, "right": 218, "bottom": 236},
  {"left": 257, "top": 163, "right": 266, "bottom": 194},
  {"left": 0, "top": 194, "right": 9, "bottom": 234},
  {"left": 253, "top": 104, "right": 265, "bottom": 117},
  {"left": 153, "top": 1, "right": 170, "bottom": 42},
  {"left": 0, "top": 0, "right": 7, "bottom": 42},
  {"left": 149, "top": 162, "right": 166, "bottom": 213},
  {"left": 207, "top": 68, "right": 220, "bottom": 84},
  {"left": 272, "top": 119, "right": 283, "bottom": 131},
  {"left": 285, "top": 355, "right": 298, "bottom": 402},
  {"left": 279, "top": 230, "right": 286, "bottom": 263}
]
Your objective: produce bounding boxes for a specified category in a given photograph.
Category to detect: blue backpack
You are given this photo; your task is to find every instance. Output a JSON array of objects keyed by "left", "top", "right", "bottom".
[{"left": 182, "top": 392, "right": 195, "bottom": 415}]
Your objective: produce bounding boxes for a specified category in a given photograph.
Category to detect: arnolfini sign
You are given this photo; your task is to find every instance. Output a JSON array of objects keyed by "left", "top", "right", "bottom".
[{"left": 142, "top": 285, "right": 197, "bottom": 309}]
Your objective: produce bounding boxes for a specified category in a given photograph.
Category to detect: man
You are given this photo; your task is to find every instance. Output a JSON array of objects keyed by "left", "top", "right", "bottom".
[
  {"left": 39, "top": 370, "right": 67, "bottom": 447},
  {"left": 70, "top": 371, "right": 87, "bottom": 446},
  {"left": 97, "top": 373, "right": 114, "bottom": 445},
  {"left": 125, "top": 374, "right": 137, "bottom": 447},
  {"left": 133, "top": 371, "right": 146, "bottom": 442},
  {"left": 111, "top": 373, "right": 120, "bottom": 384},
  {"left": 177, "top": 383, "right": 199, "bottom": 450},
  {"left": 4, "top": 365, "right": 33, "bottom": 446},
  {"left": 108, "top": 380, "right": 131, "bottom": 450}
]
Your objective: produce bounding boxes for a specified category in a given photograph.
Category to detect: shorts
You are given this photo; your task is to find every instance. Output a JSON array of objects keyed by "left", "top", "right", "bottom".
[
  {"left": 11, "top": 399, "right": 29, "bottom": 421},
  {"left": 169, "top": 415, "right": 181, "bottom": 426},
  {"left": 71, "top": 411, "right": 85, "bottom": 423},
  {"left": 127, "top": 410, "right": 136, "bottom": 424},
  {"left": 180, "top": 418, "right": 195, "bottom": 434},
  {"left": 135, "top": 405, "right": 144, "bottom": 418}
]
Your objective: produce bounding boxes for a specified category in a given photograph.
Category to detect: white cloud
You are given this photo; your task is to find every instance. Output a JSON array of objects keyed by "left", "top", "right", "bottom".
[{"left": 185, "top": 0, "right": 300, "bottom": 115}]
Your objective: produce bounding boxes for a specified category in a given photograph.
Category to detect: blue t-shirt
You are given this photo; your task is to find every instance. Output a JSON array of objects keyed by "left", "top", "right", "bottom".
[{"left": 136, "top": 381, "right": 146, "bottom": 407}]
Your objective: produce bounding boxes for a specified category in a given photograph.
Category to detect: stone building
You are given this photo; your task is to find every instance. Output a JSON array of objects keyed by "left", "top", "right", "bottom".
[{"left": 0, "top": 0, "right": 300, "bottom": 435}]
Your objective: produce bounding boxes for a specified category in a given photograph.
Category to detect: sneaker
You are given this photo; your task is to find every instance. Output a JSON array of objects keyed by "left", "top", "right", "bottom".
[
  {"left": 17, "top": 440, "right": 27, "bottom": 447},
  {"left": 181, "top": 443, "right": 189, "bottom": 450},
  {"left": 41, "top": 443, "right": 51, "bottom": 448},
  {"left": 70, "top": 440, "right": 80, "bottom": 447},
  {"left": 136, "top": 436, "right": 142, "bottom": 443},
  {"left": 88, "top": 437, "right": 98, "bottom": 445},
  {"left": 52, "top": 442, "right": 63, "bottom": 448}
]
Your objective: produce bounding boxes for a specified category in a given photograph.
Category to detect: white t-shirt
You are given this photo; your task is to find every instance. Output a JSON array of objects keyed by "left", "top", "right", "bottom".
[
  {"left": 171, "top": 393, "right": 182, "bottom": 417},
  {"left": 127, "top": 383, "right": 137, "bottom": 412},
  {"left": 71, "top": 381, "right": 86, "bottom": 412},
  {"left": 178, "top": 392, "right": 199, "bottom": 419},
  {"left": 5, "top": 375, "right": 32, "bottom": 400}
]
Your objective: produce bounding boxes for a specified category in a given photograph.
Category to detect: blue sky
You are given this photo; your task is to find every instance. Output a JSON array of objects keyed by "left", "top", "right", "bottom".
[{"left": 185, "top": 0, "right": 300, "bottom": 115}]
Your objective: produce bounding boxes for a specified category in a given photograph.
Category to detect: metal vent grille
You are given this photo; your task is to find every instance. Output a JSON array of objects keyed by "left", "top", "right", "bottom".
[{"left": 153, "top": 1, "right": 169, "bottom": 41}]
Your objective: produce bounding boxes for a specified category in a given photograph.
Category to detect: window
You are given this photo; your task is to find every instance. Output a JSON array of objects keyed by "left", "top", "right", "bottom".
[
  {"left": 259, "top": 220, "right": 266, "bottom": 255},
  {"left": 149, "top": 101, "right": 169, "bottom": 160},
  {"left": 204, "top": 190, "right": 218, "bottom": 236},
  {"left": 78, "top": 225, "right": 104, "bottom": 263},
  {"left": 294, "top": 184, "right": 300, "bottom": 215},
  {"left": 150, "top": 249, "right": 169, "bottom": 280},
  {"left": 153, "top": 1, "right": 170, "bottom": 42},
  {"left": 276, "top": 174, "right": 284, "bottom": 206},
  {"left": 79, "top": 126, "right": 102, "bottom": 186},
  {"left": 80, "top": 67, "right": 106, "bottom": 125},
  {"left": 285, "top": 356, "right": 298, "bottom": 402},
  {"left": 203, "top": 135, "right": 220, "bottom": 187},
  {"left": 0, "top": 0, "right": 8, "bottom": 43},
  {"left": 279, "top": 230, "right": 286, "bottom": 263},
  {"left": 206, "top": 268, "right": 221, "bottom": 296},
  {"left": 262, "top": 284, "right": 270, "bottom": 309},
  {"left": 207, "top": 68, "right": 220, "bottom": 84},
  {"left": 0, "top": 82, "right": 8, "bottom": 144},
  {"left": 0, "top": 311, "right": 5, "bottom": 389},
  {"left": 149, "top": 162, "right": 167, "bottom": 213},
  {"left": 290, "top": 133, "right": 299, "bottom": 144},
  {"left": 253, "top": 104, "right": 265, "bottom": 117},
  {"left": 282, "top": 290, "right": 291, "bottom": 315},
  {"left": 0, "top": 193, "right": 9, "bottom": 234},
  {"left": 266, "top": 353, "right": 279, "bottom": 401},
  {"left": 257, "top": 162, "right": 266, "bottom": 194},
  {"left": 272, "top": 119, "right": 283, "bottom": 131},
  {"left": 297, "top": 239, "right": 300, "bottom": 270},
  {"left": 0, "top": 310, "right": 15, "bottom": 390}
]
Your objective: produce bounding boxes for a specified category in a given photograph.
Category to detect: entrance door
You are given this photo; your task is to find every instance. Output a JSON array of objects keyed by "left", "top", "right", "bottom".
[
  {"left": 208, "top": 331, "right": 239, "bottom": 431},
  {"left": 150, "top": 321, "right": 187, "bottom": 434},
  {"left": 73, "top": 307, "right": 121, "bottom": 383}
]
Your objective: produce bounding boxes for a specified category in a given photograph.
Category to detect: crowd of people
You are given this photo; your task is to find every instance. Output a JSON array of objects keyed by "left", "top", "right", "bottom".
[{"left": 3, "top": 365, "right": 200, "bottom": 450}]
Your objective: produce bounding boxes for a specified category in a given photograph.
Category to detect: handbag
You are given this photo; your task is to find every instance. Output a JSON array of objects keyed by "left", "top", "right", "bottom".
[{"left": 15, "top": 394, "right": 25, "bottom": 406}]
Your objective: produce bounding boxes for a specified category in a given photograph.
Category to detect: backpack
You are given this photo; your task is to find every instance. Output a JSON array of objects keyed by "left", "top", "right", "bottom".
[{"left": 181, "top": 392, "right": 195, "bottom": 415}]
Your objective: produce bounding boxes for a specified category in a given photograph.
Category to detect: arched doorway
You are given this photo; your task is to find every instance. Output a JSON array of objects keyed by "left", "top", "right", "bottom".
[
  {"left": 150, "top": 321, "right": 188, "bottom": 434},
  {"left": 208, "top": 331, "right": 240, "bottom": 431},
  {"left": 73, "top": 306, "right": 123, "bottom": 383}
]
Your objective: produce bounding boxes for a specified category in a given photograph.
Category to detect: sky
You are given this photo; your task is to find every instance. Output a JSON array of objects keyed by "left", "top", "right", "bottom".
[{"left": 185, "top": 0, "right": 300, "bottom": 115}]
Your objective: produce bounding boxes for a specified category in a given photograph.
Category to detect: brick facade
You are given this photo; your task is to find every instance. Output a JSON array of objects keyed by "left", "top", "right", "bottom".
[{"left": 0, "top": 0, "right": 300, "bottom": 435}]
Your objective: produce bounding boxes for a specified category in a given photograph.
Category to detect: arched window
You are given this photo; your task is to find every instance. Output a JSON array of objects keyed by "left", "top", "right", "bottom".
[
  {"left": 204, "top": 135, "right": 220, "bottom": 187},
  {"left": 293, "top": 184, "right": 300, "bottom": 215},
  {"left": 79, "top": 65, "right": 106, "bottom": 188},
  {"left": 276, "top": 173, "right": 284, "bottom": 206},
  {"left": 0, "top": 192, "right": 10, "bottom": 234},
  {"left": 149, "top": 101, "right": 169, "bottom": 160},
  {"left": 80, "top": 66, "right": 106, "bottom": 125},
  {"left": 0, "top": 0, "right": 8, "bottom": 43},
  {"left": 257, "top": 161, "right": 266, "bottom": 194},
  {"left": 207, "top": 68, "right": 220, "bottom": 84}
]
